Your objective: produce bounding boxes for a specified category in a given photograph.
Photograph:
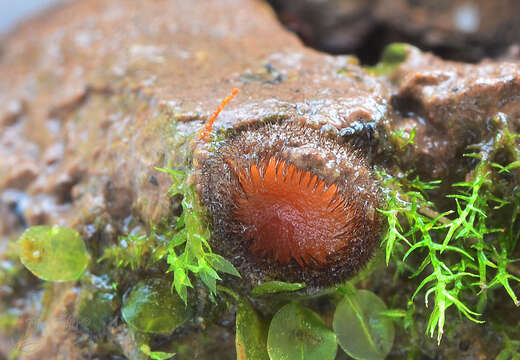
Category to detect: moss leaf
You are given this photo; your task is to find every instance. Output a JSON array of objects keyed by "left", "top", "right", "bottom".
[
  {"left": 206, "top": 253, "right": 241, "bottom": 277},
  {"left": 364, "top": 42, "right": 408, "bottom": 76},
  {"left": 122, "top": 278, "right": 190, "bottom": 334},
  {"left": 267, "top": 303, "right": 337, "bottom": 360},
  {"left": 140, "top": 344, "right": 175, "bottom": 360},
  {"left": 251, "top": 281, "right": 306, "bottom": 296},
  {"left": 18, "top": 225, "right": 90, "bottom": 282},
  {"left": 235, "top": 298, "right": 269, "bottom": 360},
  {"left": 333, "top": 290, "right": 395, "bottom": 360}
]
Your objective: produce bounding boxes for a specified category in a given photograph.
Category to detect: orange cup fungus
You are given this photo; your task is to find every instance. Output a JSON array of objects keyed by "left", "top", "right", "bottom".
[{"left": 197, "top": 122, "right": 382, "bottom": 288}]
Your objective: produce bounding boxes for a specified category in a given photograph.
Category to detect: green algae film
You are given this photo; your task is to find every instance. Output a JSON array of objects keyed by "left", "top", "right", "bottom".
[
  {"left": 18, "top": 225, "right": 90, "bottom": 282},
  {"left": 122, "top": 278, "right": 190, "bottom": 334}
]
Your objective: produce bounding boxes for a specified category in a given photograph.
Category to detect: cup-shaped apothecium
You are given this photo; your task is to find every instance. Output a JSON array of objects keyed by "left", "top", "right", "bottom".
[{"left": 196, "top": 121, "right": 382, "bottom": 288}]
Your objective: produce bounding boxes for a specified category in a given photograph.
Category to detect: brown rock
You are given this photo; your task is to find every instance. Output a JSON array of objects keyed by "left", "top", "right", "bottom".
[
  {"left": 1, "top": 100, "right": 26, "bottom": 127},
  {"left": 390, "top": 46, "right": 520, "bottom": 179},
  {"left": 0, "top": 0, "right": 519, "bottom": 359},
  {"left": 1, "top": 161, "right": 38, "bottom": 190}
]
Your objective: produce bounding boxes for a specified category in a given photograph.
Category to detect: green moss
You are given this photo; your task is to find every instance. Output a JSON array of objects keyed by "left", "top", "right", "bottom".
[
  {"left": 390, "top": 126, "right": 417, "bottom": 150},
  {"left": 98, "top": 224, "right": 170, "bottom": 270},
  {"left": 378, "top": 114, "right": 520, "bottom": 344},
  {"left": 156, "top": 166, "right": 241, "bottom": 305},
  {"left": 380, "top": 43, "right": 408, "bottom": 65},
  {"left": 365, "top": 43, "right": 409, "bottom": 76},
  {"left": 97, "top": 119, "right": 240, "bottom": 308},
  {"left": 497, "top": 332, "right": 520, "bottom": 359}
]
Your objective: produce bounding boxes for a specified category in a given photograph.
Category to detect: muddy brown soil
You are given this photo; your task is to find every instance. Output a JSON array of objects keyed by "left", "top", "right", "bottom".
[{"left": 0, "top": 0, "right": 519, "bottom": 359}]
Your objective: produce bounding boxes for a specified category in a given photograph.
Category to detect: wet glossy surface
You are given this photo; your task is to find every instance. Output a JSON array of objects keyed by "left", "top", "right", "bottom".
[{"left": 235, "top": 157, "right": 349, "bottom": 266}]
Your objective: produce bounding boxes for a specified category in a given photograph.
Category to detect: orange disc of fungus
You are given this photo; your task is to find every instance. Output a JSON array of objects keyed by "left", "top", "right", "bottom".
[
  {"left": 198, "top": 122, "right": 382, "bottom": 288},
  {"left": 234, "top": 157, "right": 354, "bottom": 267}
]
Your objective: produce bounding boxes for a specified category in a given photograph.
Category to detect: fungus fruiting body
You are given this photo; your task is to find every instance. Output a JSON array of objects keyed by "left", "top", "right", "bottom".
[
  {"left": 198, "top": 121, "right": 382, "bottom": 287},
  {"left": 235, "top": 157, "right": 356, "bottom": 267}
]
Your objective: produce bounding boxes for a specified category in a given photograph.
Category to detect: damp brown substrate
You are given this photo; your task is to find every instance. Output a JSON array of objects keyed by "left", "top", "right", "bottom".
[
  {"left": 0, "top": 0, "right": 520, "bottom": 358},
  {"left": 268, "top": 0, "right": 520, "bottom": 63}
]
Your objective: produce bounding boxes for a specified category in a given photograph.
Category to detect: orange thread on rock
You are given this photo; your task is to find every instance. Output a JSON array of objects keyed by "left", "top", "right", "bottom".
[
  {"left": 199, "top": 88, "right": 240, "bottom": 141},
  {"left": 232, "top": 156, "right": 354, "bottom": 267}
]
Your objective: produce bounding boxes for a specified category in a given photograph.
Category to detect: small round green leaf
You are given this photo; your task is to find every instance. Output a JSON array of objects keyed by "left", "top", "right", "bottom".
[
  {"left": 267, "top": 303, "right": 337, "bottom": 360},
  {"left": 18, "top": 225, "right": 90, "bottom": 282},
  {"left": 122, "top": 278, "right": 189, "bottom": 334},
  {"left": 333, "top": 290, "right": 395, "bottom": 360}
]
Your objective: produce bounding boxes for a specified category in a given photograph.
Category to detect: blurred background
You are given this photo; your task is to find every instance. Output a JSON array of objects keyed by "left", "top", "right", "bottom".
[
  {"left": 0, "top": 0, "right": 64, "bottom": 34},
  {"left": 2, "top": 0, "right": 520, "bottom": 63},
  {"left": 267, "top": 0, "right": 520, "bottom": 63}
]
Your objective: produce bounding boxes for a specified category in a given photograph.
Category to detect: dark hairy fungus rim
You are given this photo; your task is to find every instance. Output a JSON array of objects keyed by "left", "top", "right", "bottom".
[{"left": 196, "top": 121, "right": 382, "bottom": 288}]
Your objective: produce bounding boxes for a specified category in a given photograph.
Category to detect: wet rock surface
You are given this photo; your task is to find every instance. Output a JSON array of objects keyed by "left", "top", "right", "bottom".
[
  {"left": 0, "top": 0, "right": 519, "bottom": 359},
  {"left": 269, "top": 0, "right": 520, "bottom": 63},
  {"left": 389, "top": 46, "right": 520, "bottom": 180}
]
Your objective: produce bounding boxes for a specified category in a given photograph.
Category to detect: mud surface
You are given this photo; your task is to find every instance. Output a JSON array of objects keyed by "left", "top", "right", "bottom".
[{"left": 0, "top": 0, "right": 519, "bottom": 358}]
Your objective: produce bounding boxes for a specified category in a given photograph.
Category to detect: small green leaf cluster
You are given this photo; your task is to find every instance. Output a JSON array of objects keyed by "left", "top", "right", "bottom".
[
  {"left": 236, "top": 283, "right": 394, "bottom": 360},
  {"left": 390, "top": 126, "right": 416, "bottom": 150},
  {"left": 156, "top": 166, "right": 240, "bottom": 305},
  {"left": 379, "top": 115, "right": 520, "bottom": 344},
  {"left": 98, "top": 163, "right": 240, "bottom": 306},
  {"left": 98, "top": 226, "right": 169, "bottom": 270},
  {"left": 364, "top": 43, "right": 409, "bottom": 76}
]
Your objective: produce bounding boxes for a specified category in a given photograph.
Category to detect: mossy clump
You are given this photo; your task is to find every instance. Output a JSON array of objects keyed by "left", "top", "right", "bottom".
[
  {"left": 98, "top": 225, "right": 170, "bottom": 271},
  {"left": 378, "top": 114, "right": 520, "bottom": 344},
  {"left": 156, "top": 166, "right": 241, "bottom": 305}
]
